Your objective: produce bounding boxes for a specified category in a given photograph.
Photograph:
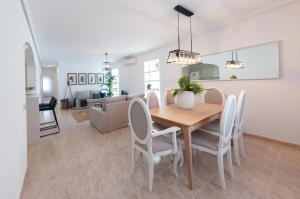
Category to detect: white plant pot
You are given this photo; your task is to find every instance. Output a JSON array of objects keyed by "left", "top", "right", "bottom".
[{"left": 176, "top": 91, "right": 195, "bottom": 109}]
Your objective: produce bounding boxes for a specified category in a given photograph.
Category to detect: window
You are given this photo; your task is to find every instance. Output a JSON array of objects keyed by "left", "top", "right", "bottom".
[
  {"left": 112, "top": 68, "right": 119, "bottom": 96},
  {"left": 42, "top": 76, "right": 51, "bottom": 93},
  {"left": 144, "top": 59, "right": 160, "bottom": 100}
]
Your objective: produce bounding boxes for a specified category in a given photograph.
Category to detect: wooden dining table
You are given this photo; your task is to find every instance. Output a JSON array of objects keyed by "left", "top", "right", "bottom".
[{"left": 150, "top": 102, "right": 223, "bottom": 190}]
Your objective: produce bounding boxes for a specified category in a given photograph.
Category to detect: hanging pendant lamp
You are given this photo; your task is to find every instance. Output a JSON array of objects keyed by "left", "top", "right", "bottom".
[
  {"left": 167, "top": 5, "right": 201, "bottom": 65},
  {"left": 102, "top": 53, "right": 111, "bottom": 71},
  {"left": 225, "top": 51, "right": 244, "bottom": 69}
]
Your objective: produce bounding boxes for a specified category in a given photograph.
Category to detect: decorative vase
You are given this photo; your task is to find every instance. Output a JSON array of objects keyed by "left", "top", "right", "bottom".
[{"left": 176, "top": 91, "right": 195, "bottom": 109}]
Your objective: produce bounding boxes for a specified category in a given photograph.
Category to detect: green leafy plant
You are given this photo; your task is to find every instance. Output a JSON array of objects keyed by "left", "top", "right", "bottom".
[
  {"left": 172, "top": 76, "right": 204, "bottom": 97},
  {"left": 103, "top": 72, "right": 116, "bottom": 97},
  {"left": 230, "top": 75, "right": 237, "bottom": 79}
]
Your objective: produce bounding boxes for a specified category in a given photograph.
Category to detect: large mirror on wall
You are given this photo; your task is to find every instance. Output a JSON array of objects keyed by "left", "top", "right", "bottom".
[{"left": 182, "top": 41, "right": 279, "bottom": 81}]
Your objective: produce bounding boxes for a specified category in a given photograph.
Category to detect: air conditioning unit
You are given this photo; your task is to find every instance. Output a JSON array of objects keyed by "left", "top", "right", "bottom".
[{"left": 122, "top": 57, "right": 137, "bottom": 66}]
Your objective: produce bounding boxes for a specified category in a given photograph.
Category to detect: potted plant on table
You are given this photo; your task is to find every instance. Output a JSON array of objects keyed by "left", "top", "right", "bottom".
[{"left": 172, "top": 76, "right": 204, "bottom": 109}]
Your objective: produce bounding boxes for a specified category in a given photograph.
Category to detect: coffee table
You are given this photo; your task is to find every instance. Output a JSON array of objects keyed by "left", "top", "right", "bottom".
[{"left": 94, "top": 101, "right": 103, "bottom": 108}]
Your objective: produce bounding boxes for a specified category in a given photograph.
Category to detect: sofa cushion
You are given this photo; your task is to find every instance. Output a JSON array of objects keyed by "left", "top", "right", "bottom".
[
  {"left": 90, "top": 90, "right": 101, "bottom": 98},
  {"left": 75, "top": 90, "right": 90, "bottom": 99},
  {"left": 102, "top": 96, "right": 126, "bottom": 111},
  {"left": 126, "top": 93, "right": 145, "bottom": 101},
  {"left": 103, "top": 95, "right": 126, "bottom": 105},
  {"left": 92, "top": 93, "right": 100, "bottom": 99},
  {"left": 135, "top": 135, "right": 172, "bottom": 153}
]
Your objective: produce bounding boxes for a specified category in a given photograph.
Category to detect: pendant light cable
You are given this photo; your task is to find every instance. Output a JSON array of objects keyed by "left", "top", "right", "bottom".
[
  {"left": 177, "top": 12, "right": 180, "bottom": 50},
  {"left": 190, "top": 17, "right": 192, "bottom": 52},
  {"left": 167, "top": 5, "right": 201, "bottom": 64}
]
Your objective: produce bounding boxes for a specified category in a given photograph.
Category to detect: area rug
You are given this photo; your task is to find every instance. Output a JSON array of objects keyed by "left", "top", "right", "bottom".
[{"left": 71, "top": 109, "right": 90, "bottom": 122}]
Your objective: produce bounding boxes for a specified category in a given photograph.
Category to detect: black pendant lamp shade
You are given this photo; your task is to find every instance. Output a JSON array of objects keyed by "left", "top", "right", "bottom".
[{"left": 167, "top": 5, "right": 201, "bottom": 65}]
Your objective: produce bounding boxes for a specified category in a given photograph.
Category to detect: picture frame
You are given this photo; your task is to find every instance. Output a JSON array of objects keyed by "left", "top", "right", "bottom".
[
  {"left": 67, "top": 73, "right": 77, "bottom": 85},
  {"left": 88, "top": 73, "right": 96, "bottom": 84},
  {"left": 104, "top": 73, "right": 108, "bottom": 83},
  {"left": 97, "top": 73, "right": 104, "bottom": 84},
  {"left": 78, "top": 73, "right": 87, "bottom": 85}
]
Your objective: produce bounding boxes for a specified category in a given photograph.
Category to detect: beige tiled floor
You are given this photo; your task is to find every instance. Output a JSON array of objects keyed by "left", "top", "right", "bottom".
[{"left": 21, "top": 109, "right": 300, "bottom": 199}]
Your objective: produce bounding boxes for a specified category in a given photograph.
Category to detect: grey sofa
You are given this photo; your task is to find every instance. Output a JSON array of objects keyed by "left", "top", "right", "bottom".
[
  {"left": 74, "top": 90, "right": 104, "bottom": 108},
  {"left": 90, "top": 94, "right": 145, "bottom": 133}
]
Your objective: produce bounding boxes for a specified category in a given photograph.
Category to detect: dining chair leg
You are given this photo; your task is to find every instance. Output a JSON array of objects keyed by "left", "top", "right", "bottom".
[
  {"left": 239, "top": 134, "right": 246, "bottom": 158},
  {"left": 173, "top": 151, "right": 180, "bottom": 177},
  {"left": 179, "top": 144, "right": 184, "bottom": 167},
  {"left": 192, "top": 148, "right": 197, "bottom": 157},
  {"left": 227, "top": 149, "right": 234, "bottom": 178},
  {"left": 148, "top": 156, "right": 154, "bottom": 192},
  {"left": 52, "top": 109, "right": 60, "bottom": 131},
  {"left": 233, "top": 136, "right": 241, "bottom": 166},
  {"left": 130, "top": 144, "right": 135, "bottom": 174},
  {"left": 217, "top": 153, "right": 226, "bottom": 190}
]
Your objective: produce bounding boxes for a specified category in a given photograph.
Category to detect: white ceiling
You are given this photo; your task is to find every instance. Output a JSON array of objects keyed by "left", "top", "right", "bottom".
[{"left": 27, "top": 0, "right": 295, "bottom": 63}]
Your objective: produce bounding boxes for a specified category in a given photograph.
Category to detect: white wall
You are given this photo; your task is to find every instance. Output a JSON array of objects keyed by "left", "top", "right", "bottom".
[
  {"left": 0, "top": 0, "right": 41, "bottom": 198},
  {"left": 57, "top": 61, "right": 107, "bottom": 99},
  {"left": 119, "top": 2, "right": 300, "bottom": 145}
]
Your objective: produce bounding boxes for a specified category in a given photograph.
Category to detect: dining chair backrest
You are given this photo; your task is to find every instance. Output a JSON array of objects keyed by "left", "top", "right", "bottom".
[
  {"left": 147, "top": 91, "right": 160, "bottom": 109},
  {"left": 203, "top": 87, "right": 225, "bottom": 105},
  {"left": 164, "top": 90, "right": 175, "bottom": 105},
  {"left": 235, "top": 90, "right": 246, "bottom": 134},
  {"left": 49, "top": 97, "right": 57, "bottom": 109},
  {"left": 219, "top": 95, "right": 236, "bottom": 146},
  {"left": 128, "top": 98, "right": 152, "bottom": 145}
]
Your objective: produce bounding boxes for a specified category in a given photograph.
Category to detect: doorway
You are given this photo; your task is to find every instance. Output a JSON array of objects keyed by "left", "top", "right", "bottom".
[{"left": 41, "top": 66, "right": 58, "bottom": 98}]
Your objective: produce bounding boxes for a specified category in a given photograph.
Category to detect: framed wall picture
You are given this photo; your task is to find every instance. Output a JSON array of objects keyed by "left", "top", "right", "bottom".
[
  {"left": 88, "top": 73, "right": 96, "bottom": 84},
  {"left": 67, "top": 73, "right": 77, "bottom": 85},
  {"left": 78, "top": 73, "right": 87, "bottom": 85},
  {"left": 104, "top": 73, "right": 108, "bottom": 83},
  {"left": 97, "top": 73, "right": 104, "bottom": 84}
]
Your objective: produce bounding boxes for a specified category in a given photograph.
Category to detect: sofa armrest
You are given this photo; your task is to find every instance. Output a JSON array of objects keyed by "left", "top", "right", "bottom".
[
  {"left": 90, "top": 107, "right": 108, "bottom": 132},
  {"left": 106, "top": 101, "right": 130, "bottom": 126}
]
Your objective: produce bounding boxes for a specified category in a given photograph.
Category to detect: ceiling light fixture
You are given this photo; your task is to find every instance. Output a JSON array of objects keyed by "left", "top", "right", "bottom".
[
  {"left": 225, "top": 51, "right": 244, "bottom": 69},
  {"left": 167, "top": 5, "right": 201, "bottom": 65},
  {"left": 102, "top": 52, "right": 111, "bottom": 71}
]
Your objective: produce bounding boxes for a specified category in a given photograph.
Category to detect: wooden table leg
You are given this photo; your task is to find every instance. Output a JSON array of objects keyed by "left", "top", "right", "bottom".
[{"left": 183, "top": 127, "right": 193, "bottom": 189}]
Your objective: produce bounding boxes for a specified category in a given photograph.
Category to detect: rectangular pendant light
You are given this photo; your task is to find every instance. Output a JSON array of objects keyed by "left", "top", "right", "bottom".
[
  {"left": 167, "top": 5, "right": 201, "bottom": 65},
  {"left": 225, "top": 51, "right": 244, "bottom": 69},
  {"left": 167, "top": 49, "right": 201, "bottom": 64}
]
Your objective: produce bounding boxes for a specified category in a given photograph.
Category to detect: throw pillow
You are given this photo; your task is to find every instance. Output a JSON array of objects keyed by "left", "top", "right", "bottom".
[
  {"left": 99, "top": 92, "right": 106, "bottom": 98},
  {"left": 79, "top": 99, "right": 88, "bottom": 107}
]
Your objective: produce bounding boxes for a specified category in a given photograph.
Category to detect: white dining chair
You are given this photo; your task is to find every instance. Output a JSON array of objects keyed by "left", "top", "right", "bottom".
[
  {"left": 179, "top": 95, "right": 237, "bottom": 190},
  {"left": 203, "top": 87, "right": 225, "bottom": 105},
  {"left": 200, "top": 90, "right": 247, "bottom": 166},
  {"left": 128, "top": 98, "right": 181, "bottom": 192},
  {"left": 147, "top": 91, "right": 160, "bottom": 109},
  {"left": 164, "top": 89, "right": 175, "bottom": 105},
  {"left": 146, "top": 91, "right": 166, "bottom": 131}
]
